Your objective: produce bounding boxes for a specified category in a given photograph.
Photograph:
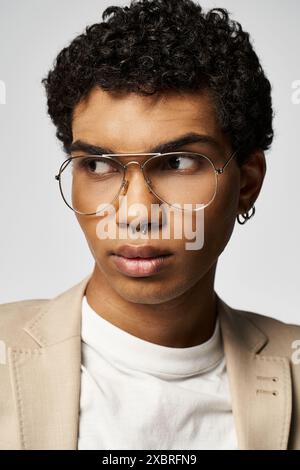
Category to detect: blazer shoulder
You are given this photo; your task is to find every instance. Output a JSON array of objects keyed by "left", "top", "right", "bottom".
[
  {"left": 0, "top": 298, "right": 50, "bottom": 329},
  {"left": 233, "top": 306, "right": 300, "bottom": 355},
  {"left": 241, "top": 308, "right": 300, "bottom": 333}
]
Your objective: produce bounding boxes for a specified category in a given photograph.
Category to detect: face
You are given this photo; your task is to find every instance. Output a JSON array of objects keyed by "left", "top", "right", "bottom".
[{"left": 70, "top": 87, "right": 252, "bottom": 304}]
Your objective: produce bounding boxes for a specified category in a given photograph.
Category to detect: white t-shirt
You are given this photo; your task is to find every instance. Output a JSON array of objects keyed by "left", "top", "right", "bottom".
[{"left": 78, "top": 295, "right": 238, "bottom": 450}]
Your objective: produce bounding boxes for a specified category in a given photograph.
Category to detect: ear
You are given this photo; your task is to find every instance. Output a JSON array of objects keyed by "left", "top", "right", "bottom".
[{"left": 238, "top": 150, "right": 267, "bottom": 214}]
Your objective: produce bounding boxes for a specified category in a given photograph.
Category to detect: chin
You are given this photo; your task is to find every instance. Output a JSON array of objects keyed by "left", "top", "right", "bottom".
[{"left": 111, "top": 277, "right": 189, "bottom": 305}]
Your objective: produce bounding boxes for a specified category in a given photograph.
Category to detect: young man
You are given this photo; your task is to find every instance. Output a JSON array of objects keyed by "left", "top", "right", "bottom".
[{"left": 0, "top": 0, "right": 299, "bottom": 450}]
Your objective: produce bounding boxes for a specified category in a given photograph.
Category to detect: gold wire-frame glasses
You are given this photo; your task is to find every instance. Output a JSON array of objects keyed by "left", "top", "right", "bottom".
[{"left": 55, "top": 148, "right": 238, "bottom": 216}]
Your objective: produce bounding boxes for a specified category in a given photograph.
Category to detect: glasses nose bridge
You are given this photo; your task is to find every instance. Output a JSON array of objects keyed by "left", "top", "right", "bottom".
[
  {"left": 122, "top": 159, "right": 153, "bottom": 195},
  {"left": 121, "top": 152, "right": 161, "bottom": 172},
  {"left": 124, "top": 160, "right": 143, "bottom": 170},
  {"left": 123, "top": 160, "right": 145, "bottom": 182}
]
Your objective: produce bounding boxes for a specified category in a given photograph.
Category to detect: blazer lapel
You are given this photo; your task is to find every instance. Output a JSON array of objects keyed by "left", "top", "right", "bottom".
[
  {"left": 218, "top": 295, "right": 292, "bottom": 450},
  {"left": 7, "top": 274, "right": 92, "bottom": 450}
]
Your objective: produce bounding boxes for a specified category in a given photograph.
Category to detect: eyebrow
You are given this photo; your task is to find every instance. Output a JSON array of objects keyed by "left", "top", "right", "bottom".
[{"left": 68, "top": 132, "right": 221, "bottom": 155}]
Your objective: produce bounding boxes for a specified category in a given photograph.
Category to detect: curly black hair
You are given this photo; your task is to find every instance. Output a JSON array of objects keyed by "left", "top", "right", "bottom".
[{"left": 42, "top": 0, "right": 274, "bottom": 165}]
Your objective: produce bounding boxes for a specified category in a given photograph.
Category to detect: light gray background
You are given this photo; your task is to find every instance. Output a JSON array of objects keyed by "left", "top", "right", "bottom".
[{"left": 0, "top": 0, "right": 299, "bottom": 324}]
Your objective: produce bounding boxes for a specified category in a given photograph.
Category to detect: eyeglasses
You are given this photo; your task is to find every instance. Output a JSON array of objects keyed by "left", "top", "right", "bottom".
[{"left": 55, "top": 149, "right": 237, "bottom": 215}]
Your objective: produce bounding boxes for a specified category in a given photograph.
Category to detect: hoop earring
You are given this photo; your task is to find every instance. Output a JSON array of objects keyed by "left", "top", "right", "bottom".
[{"left": 237, "top": 205, "right": 256, "bottom": 225}]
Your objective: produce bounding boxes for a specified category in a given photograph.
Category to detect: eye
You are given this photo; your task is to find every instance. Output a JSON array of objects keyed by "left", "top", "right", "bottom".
[
  {"left": 167, "top": 155, "right": 194, "bottom": 170},
  {"left": 164, "top": 153, "right": 204, "bottom": 172},
  {"left": 78, "top": 157, "right": 120, "bottom": 177}
]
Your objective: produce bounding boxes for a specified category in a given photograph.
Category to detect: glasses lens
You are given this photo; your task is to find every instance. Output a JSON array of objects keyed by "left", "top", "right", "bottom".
[
  {"left": 143, "top": 152, "right": 217, "bottom": 209},
  {"left": 59, "top": 156, "right": 124, "bottom": 214}
]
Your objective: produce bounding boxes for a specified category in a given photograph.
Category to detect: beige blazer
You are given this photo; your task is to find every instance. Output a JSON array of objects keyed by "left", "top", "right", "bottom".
[{"left": 0, "top": 273, "right": 300, "bottom": 450}]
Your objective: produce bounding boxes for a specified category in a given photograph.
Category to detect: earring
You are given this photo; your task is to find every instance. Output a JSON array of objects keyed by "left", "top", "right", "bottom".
[{"left": 237, "top": 205, "right": 256, "bottom": 225}]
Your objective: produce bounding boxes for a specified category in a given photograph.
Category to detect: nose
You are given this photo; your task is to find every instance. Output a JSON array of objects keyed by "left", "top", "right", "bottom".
[{"left": 116, "top": 161, "right": 164, "bottom": 233}]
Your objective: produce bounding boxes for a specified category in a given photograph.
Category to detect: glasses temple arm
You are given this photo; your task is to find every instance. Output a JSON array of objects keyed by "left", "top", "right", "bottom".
[{"left": 217, "top": 148, "right": 239, "bottom": 174}]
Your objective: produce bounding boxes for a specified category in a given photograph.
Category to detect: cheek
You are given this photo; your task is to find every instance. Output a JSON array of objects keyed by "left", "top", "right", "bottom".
[{"left": 76, "top": 214, "right": 107, "bottom": 258}]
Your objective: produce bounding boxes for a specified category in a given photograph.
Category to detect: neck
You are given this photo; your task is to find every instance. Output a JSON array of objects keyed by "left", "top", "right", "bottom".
[{"left": 85, "top": 263, "right": 218, "bottom": 348}]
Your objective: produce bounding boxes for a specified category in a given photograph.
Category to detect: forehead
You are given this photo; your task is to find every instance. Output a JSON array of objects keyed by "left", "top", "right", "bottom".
[{"left": 72, "top": 87, "right": 223, "bottom": 152}]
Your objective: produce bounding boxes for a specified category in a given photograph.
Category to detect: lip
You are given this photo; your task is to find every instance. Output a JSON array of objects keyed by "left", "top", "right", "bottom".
[
  {"left": 110, "top": 245, "right": 174, "bottom": 277},
  {"left": 113, "top": 245, "right": 173, "bottom": 259}
]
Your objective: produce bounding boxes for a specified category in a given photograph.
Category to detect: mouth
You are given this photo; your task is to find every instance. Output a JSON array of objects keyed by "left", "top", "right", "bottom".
[{"left": 110, "top": 245, "right": 174, "bottom": 277}]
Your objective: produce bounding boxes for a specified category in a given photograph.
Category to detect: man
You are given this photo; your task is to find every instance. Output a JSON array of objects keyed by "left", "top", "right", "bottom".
[{"left": 0, "top": 0, "right": 299, "bottom": 450}]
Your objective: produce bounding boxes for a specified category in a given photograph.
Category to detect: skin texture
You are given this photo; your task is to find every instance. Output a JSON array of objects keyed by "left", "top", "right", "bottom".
[{"left": 72, "top": 86, "right": 266, "bottom": 348}]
